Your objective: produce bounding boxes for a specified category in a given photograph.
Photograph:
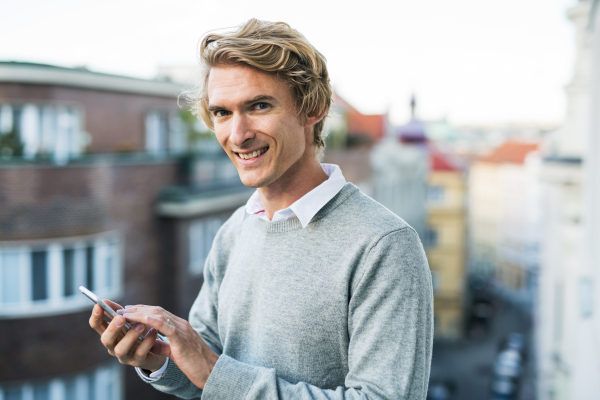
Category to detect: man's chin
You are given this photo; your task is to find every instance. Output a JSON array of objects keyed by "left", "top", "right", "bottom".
[{"left": 238, "top": 173, "right": 269, "bottom": 189}]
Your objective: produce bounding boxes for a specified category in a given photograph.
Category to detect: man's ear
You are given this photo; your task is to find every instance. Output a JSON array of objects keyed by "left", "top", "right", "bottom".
[{"left": 304, "top": 107, "right": 328, "bottom": 128}]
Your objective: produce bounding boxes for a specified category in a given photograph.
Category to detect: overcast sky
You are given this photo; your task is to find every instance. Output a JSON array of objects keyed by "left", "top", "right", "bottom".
[{"left": 0, "top": 0, "right": 579, "bottom": 125}]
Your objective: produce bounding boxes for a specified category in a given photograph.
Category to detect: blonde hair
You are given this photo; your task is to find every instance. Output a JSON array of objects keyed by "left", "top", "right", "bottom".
[{"left": 193, "top": 18, "right": 332, "bottom": 151}]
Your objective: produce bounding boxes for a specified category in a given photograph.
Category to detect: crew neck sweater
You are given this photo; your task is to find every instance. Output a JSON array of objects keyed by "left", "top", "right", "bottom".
[{"left": 140, "top": 183, "right": 434, "bottom": 399}]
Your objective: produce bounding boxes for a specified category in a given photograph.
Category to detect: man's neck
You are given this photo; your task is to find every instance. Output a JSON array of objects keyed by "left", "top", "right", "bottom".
[{"left": 257, "top": 158, "right": 328, "bottom": 220}]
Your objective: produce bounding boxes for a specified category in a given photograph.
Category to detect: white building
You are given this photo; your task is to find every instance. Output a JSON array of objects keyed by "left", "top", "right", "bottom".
[
  {"left": 467, "top": 141, "right": 541, "bottom": 308},
  {"left": 536, "top": 1, "right": 600, "bottom": 398}
]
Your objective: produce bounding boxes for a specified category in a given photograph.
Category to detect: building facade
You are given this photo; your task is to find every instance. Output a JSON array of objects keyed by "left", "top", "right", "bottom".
[
  {"left": 371, "top": 98, "right": 468, "bottom": 339},
  {"left": 468, "top": 141, "right": 540, "bottom": 308},
  {"left": 535, "top": 1, "right": 600, "bottom": 398},
  {"left": 0, "top": 62, "right": 250, "bottom": 400},
  {"left": 425, "top": 151, "right": 467, "bottom": 339}
]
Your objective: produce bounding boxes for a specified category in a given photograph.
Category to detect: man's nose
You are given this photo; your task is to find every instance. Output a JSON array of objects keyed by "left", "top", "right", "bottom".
[{"left": 229, "top": 113, "right": 254, "bottom": 147}]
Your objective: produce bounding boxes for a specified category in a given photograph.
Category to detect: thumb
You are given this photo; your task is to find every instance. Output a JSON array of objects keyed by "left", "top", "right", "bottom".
[{"left": 150, "top": 340, "right": 171, "bottom": 357}]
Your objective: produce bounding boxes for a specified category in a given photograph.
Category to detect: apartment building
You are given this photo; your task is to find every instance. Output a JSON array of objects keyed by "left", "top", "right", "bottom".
[{"left": 0, "top": 62, "right": 250, "bottom": 400}]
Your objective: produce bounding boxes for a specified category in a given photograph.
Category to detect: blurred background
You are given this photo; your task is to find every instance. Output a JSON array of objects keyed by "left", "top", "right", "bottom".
[{"left": 0, "top": 0, "right": 598, "bottom": 399}]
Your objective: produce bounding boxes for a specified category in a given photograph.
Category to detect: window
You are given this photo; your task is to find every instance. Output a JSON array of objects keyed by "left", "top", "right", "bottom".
[
  {"left": 189, "top": 216, "right": 227, "bottom": 275},
  {"left": 430, "top": 270, "right": 440, "bottom": 293},
  {"left": 0, "top": 103, "right": 83, "bottom": 164},
  {"left": 0, "top": 235, "right": 122, "bottom": 317},
  {"left": 32, "top": 382, "right": 50, "bottom": 400},
  {"left": 32, "top": 250, "right": 48, "bottom": 301},
  {"left": 423, "top": 227, "right": 439, "bottom": 248},
  {"left": 427, "top": 185, "right": 444, "bottom": 204},
  {"left": 0, "top": 361, "right": 122, "bottom": 400},
  {"left": 63, "top": 249, "right": 75, "bottom": 297},
  {"left": 145, "top": 111, "right": 186, "bottom": 155},
  {"left": 1, "top": 251, "right": 21, "bottom": 304}
]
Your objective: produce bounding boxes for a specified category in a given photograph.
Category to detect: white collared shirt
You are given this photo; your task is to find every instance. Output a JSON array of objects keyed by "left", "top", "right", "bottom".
[{"left": 242, "top": 163, "right": 346, "bottom": 228}]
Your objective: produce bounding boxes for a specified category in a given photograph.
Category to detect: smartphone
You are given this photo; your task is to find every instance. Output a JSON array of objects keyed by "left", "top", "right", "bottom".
[
  {"left": 79, "top": 286, "right": 137, "bottom": 330},
  {"left": 79, "top": 286, "right": 165, "bottom": 342}
]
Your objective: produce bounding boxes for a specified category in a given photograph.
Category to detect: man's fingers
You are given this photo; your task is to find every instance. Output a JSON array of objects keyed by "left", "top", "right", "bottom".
[
  {"left": 122, "top": 312, "right": 177, "bottom": 336},
  {"left": 122, "top": 305, "right": 184, "bottom": 324},
  {"left": 134, "top": 328, "right": 158, "bottom": 358},
  {"left": 104, "top": 299, "right": 123, "bottom": 311},
  {"left": 149, "top": 337, "right": 171, "bottom": 357},
  {"left": 89, "top": 304, "right": 109, "bottom": 335},
  {"left": 100, "top": 316, "right": 128, "bottom": 350},
  {"left": 113, "top": 323, "right": 144, "bottom": 360}
]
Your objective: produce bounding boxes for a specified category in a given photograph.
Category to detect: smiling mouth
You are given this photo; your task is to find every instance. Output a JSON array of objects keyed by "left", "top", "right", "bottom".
[{"left": 236, "top": 147, "right": 268, "bottom": 160}]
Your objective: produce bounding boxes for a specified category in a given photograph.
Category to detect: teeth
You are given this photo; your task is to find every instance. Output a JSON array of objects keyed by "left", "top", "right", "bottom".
[{"left": 239, "top": 148, "right": 266, "bottom": 160}]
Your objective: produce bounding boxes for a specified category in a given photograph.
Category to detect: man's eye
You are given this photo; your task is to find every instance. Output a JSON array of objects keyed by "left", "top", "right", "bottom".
[
  {"left": 254, "top": 102, "right": 269, "bottom": 110},
  {"left": 215, "top": 110, "right": 230, "bottom": 117}
]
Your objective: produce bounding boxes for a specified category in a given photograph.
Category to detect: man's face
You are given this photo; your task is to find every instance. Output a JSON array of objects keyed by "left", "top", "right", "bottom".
[{"left": 207, "top": 65, "right": 314, "bottom": 190}]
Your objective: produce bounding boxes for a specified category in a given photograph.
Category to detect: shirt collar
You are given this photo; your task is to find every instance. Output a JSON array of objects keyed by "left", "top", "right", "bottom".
[{"left": 243, "top": 163, "right": 346, "bottom": 228}]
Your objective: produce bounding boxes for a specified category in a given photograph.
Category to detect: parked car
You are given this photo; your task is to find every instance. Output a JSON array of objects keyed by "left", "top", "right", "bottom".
[
  {"left": 506, "top": 333, "right": 527, "bottom": 359},
  {"left": 427, "top": 379, "right": 456, "bottom": 400},
  {"left": 493, "top": 349, "right": 522, "bottom": 378},
  {"left": 489, "top": 339, "right": 526, "bottom": 399}
]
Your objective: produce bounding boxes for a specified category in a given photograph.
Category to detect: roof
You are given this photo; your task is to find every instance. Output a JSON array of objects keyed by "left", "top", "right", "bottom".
[
  {"left": 333, "top": 92, "right": 385, "bottom": 140},
  {"left": 348, "top": 111, "right": 385, "bottom": 140},
  {"left": 478, "top": 141, "right": 539, "bottom": 164},
  {"left": 397, "top": 118, "right": 427, "bottom": 143},
  {"left": 431, "top": 151, "right": 457, "bottom": 171},
  {"left": 430, "top": 147, "right": 462, "bottom": 171},
  {"left": 0, "top": 61, "right": 184, "bottom": 97}
]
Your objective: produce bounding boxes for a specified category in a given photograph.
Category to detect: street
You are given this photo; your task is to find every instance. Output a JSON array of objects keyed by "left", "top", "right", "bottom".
[{"left": 430, "top": 301, "right": 536, "bottom": 400}]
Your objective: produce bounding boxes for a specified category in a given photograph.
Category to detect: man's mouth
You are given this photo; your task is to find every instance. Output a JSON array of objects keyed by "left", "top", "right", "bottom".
[{"left": 236, "top": 147, "right": 268, "bottom": 160}]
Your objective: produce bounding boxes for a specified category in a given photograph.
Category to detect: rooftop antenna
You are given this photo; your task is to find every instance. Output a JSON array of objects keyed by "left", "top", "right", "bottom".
[{"left": 410, "top": 93, "right": 416, "bottom": 119}]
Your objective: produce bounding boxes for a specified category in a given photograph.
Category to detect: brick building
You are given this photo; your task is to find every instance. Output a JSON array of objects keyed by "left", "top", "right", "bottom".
[{"left": 0, "top": 62, "right": 250, "bottom": 400}]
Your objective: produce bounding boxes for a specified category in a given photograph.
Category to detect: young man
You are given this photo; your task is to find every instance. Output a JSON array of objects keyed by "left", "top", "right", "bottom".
[{"left": 89, "top": 18, "right": 434, "bottom": 399}]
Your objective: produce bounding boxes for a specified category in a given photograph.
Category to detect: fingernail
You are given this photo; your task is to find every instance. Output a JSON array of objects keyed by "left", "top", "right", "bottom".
[
  {"left": 124, "top": 305, "right": 133, "bottom": 309},
  {"left": 147, "top": 328, "right": 156, "bottom": 336},
  {"left": 93, "top": 308, "right": 101, "bottom": 315},
  {"left": 114, "top": 317, "right": 124, "bottom": 327},
  {"left": 135, "top": 323, "right": 144, "bottom": 332},
  {"left": 116, "top": 309, "right": 125, "bottom": 315}
]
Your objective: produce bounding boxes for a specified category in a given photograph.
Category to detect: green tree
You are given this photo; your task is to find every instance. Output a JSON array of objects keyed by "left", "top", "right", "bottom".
[{"left": 0, "top": 125, "right": 23, "bottom": 158}]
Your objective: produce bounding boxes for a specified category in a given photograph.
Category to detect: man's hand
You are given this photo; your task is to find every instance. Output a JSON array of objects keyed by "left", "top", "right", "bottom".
[
  {"left": 88, "top": 299, "right": 167, "bottom": 372},
  {"left": 118, "top": 305, "right": 219, "bottom": 390}
]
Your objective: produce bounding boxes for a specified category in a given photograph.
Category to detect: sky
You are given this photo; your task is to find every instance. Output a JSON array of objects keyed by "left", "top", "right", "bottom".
[{"left": 0, "top": 0, "right": 580, "bottom": 125}]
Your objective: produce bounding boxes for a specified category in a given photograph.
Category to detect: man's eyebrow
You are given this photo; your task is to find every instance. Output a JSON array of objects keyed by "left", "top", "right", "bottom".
[
  {"left": 207, "top": 104, "right": 225, "bottom": 113},
  {"left": 208, "top": 95, "right": 278, "bottom": 112},
  {"left": 243, "top": 95, "right": 277, "bottom": 106}
]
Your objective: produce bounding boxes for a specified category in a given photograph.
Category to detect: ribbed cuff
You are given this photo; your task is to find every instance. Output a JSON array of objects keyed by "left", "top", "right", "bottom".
[{"left": 201, "top": 355, "right": 258, "bottom": 399}]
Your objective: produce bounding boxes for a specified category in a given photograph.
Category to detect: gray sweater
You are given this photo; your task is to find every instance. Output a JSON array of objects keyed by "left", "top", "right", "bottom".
[{"left": 140, "top": 183, "right": 434, "bottom": 399}]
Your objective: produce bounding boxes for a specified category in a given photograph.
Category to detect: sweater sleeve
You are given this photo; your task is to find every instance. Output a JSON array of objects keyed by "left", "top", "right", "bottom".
[
  {"left": 199, "top": 227, "right": 434, "bottom": 400},
  {"left": 136, "top": 244, "right": 225, "bottom": 399}
]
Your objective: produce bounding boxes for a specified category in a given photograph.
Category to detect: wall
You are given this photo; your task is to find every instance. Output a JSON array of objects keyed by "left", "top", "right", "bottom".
[
  {"left": 0, "top": 158, "right": 178, "bottom": 400},
  {"left": 426, "top": 170, "right": 466, "bottom": 339},
  {"left": 0, "top": 83, "right": 180, "bottom": 153}
]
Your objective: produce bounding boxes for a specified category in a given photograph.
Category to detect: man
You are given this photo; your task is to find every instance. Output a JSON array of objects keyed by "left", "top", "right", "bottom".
[{"left": 89, "top": 18, "right": 434, "bottom": 399}]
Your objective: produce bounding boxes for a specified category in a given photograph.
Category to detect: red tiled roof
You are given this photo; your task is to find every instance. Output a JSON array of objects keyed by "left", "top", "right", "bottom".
[
  {"left": 348, "top": 110, "right": 385, "bottom": 140},
  {"left": 431, "top": 151, "right": 458, "bottom": 171},
  {"left": 428, "top": 146, "right": 462, "bottom": 171},
  {"left": 479, "top": 141, "right": 539, "bottom": 164},
  {"left": 333, "top": 92, "right": 385, "bottom": 141}
]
